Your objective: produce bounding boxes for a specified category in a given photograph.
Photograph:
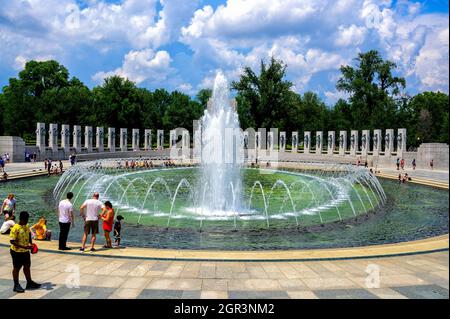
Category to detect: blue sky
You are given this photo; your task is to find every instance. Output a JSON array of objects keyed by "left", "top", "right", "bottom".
[{"left": 0, "top": 0, "right": 448, "bottom": 105}]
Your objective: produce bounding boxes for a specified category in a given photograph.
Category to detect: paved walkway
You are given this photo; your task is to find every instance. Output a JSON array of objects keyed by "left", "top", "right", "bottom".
[
  {"left": 3, "top": 161, "right": 70, "bottom": 174},
  {"left": 4, "top": 161, "right": 448, "bottom": 182},
  {"left": 377, "top": 167, "right": 449, "bottom": 183},
  {"left": 0, "top": 249, "right": 447, "bottom": 299}
]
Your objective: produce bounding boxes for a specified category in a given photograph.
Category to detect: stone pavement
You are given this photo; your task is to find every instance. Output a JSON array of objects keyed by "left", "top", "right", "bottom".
[
  {"left": 3, "top": 161, "right": 70, "bottom": 174},
  {"left": 377, "top": 167, "right": 449, "bottom": 183},
  {"left": 0, "top": 249, "right": 447, "bottom": 299}
]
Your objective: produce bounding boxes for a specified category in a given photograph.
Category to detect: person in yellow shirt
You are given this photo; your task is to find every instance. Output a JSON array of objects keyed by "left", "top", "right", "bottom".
[
  {"left": 10, "top": 211, "right": 41, "bottom": 293},
  {"left": 30, "top": 217, "right": 52, "bottom": 241}
]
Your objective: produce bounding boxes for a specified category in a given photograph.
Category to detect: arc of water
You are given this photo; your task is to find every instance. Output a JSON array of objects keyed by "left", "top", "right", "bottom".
[
  {"left": 73, "top": 174, "right": 99, "bottom": 205},
  {"left": 346, "top": 177, "right": 368, "bottom": 213},
  {"left": 54, "top": 172, "right": 78, "bottom": 202},
  {"left": 267, "top": 180, "right": 298, "bottom": 226},
  {"left": 103, "top": 176, "right": 130, "bottom": 198},
  {"left": 53, "top": 170, "right": 74, "bottom": 198},
  {"left": 353, "top": 177, "right": 375, "bottom": 211},
  {"left": 290, "top": 179, "right": 319, "bottom": 210},
  {"left": 138, "top": 177, "right": 173, "bottom": 225},
  {"left": 248, "top": 181, "right": 269, "bottom": 227},
  {"left": 167, "top": 179, "right": 192, "bottom": 227},
  {"left": 122, "top": 177, "right": 150, "bottom": 207},
  {"left": 115, "top": 178, "right": 142, "bottom": 213},
  {"left": 365, "top": 174, "right": 387, "bottom": 205},
  {"left": 335, "top": 178, "right": 358, "bottom": 217},
  {"left": 310, "top": 179, "right": 342, "bottom": 221}
]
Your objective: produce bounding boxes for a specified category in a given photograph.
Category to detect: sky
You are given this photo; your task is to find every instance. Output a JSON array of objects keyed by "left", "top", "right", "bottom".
[{"left": 0, "top": 0, "right": 448, "bottom": 105}]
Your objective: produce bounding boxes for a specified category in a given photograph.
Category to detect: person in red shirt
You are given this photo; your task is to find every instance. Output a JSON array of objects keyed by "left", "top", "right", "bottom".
[{"left": 100, "top": 201, "right": 115, "bottom": 248}]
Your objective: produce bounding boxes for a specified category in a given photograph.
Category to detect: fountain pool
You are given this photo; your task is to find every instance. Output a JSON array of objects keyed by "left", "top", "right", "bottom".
[
  {"left": 53, "top": 162, "right": 386, "bottom": 230},
  {"left": 1, "top": 170, "right": 447, "bottom": 250}
]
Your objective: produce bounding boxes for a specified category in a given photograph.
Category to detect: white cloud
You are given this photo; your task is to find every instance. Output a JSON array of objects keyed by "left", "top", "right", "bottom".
[
  {"left": 92, "top": 49, "right": 173, "bottom": 84},
  {"left": 335, "top": 24, "right": 367, "bottom": 47},
  {"left": 0, "top": 0, "right": 447, "bottom": 96},
  {"left": 181, "top": 0, "right": 448, "bottom": 93},
  {"left": 414, "top": 26, "right": 449, "bottom": 92}
]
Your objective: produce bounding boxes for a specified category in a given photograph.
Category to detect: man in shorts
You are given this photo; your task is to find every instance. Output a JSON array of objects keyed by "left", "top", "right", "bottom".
[
  {"left": 10, "top": 211, "right": 41, "bottom": 293},
  {"left": 79, "top": 192, "right": 105, "bottom": 252}
]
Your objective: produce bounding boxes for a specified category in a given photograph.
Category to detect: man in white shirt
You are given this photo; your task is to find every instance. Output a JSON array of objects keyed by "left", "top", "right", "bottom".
[
  {"left": 79, "top": 192, "right": 105, "bottom": 252},
  {"left": 58, "top": 192, "right": 75, "bottom": 251}
]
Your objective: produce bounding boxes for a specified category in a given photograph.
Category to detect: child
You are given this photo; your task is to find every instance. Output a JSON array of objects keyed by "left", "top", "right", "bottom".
[{"left": 113, "top": 215, "right": 124, "bottom": 247}]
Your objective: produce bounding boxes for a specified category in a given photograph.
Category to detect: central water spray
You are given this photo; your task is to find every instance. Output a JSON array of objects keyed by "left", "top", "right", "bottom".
[{"left": 199, "top": 71, "right": 243, "bottom": 215}]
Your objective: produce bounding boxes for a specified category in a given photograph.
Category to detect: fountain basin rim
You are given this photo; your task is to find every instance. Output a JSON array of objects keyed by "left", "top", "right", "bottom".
[{"left": 0, "top": 234, "right": 447, "bottom": 262}]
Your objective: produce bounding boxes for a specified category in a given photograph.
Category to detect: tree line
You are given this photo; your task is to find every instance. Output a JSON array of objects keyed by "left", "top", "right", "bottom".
[{"left": 0, "top": 51, "right": 448, "bottom": 148}]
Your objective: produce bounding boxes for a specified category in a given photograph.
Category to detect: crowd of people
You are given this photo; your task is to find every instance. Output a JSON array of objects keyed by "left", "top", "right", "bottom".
[
  {"left": 0, "top": 194, "right": 48, "bottom": 292},
  {"left": 123, "top": 159, "right": 155, "bottom": 169},
  {"left": 24, "top": 152, "right": 38, "bottom": 162},
  {"left": 44, "top": 159, "right": 64, "bottom": 176},
  {"left": 396, "top": 158, "right": 435, "bottom": 171},
  {"left": 0, "top": 191, "right": 125, "bottom": 293}
]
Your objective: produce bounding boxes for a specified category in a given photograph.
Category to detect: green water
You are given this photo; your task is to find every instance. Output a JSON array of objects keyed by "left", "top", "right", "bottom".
[
  {"left": 55, "top": 167, "right": 380, "bottom": 229},
  {"left": 0, "top": 171, "right": 447, "bottom": 250}
]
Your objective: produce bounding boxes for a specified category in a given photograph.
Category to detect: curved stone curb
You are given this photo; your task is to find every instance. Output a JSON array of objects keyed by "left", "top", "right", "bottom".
[{"left": 0, "top": 234, "right": 448, "bottom": 262}]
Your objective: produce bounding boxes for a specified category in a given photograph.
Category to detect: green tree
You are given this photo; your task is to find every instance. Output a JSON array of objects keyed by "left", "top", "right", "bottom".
[
  {"left": 163, "top": 91, "right": 203, "bottom": 133},
  {"left": 328, "top": 98, "right": 352, "bottom": 132},
  {"left": 336, "top": 50, "right": 406, "bottom": 130},
  {"left": 1, "top": 60, "right": 72, "bottom": 136},
  {"left": 231, "top": 57, "right": 294, "bottom": 129},
  {"left": 92, "top": 76, "right": 144, "bottom": 130},
  {"left": 407, "top": 91, "right": 449, "bottom": 145}
]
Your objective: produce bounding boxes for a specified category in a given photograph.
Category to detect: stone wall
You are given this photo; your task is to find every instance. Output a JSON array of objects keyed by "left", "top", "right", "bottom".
[
  {"left": 0, "top": 136, "right": 26, "bottom": 163},
  {"left": 417, "top": 143, "right": 449, "bottom": 170}
]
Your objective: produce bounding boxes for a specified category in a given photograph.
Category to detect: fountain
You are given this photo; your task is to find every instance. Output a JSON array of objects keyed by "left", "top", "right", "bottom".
[
  {"left": 199, "top": 71, "right": 243, "bottom": 217},
  {"left": 52, "top": 72, "right": 387, "bottom": 232}
]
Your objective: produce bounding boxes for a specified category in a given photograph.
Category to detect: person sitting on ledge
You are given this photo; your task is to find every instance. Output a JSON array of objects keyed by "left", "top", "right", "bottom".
[
  {"left": 1, "top": 215, "right": 15, "bottom": 234},
  {"left": 30, "top": 217, "right": 51, "bottom": 241},
  {"left": 398, "top": 174, "right": 402, "bottom": 183},
  {"left": 402, "top": 173, "right": 411, "bottom": 183}
]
